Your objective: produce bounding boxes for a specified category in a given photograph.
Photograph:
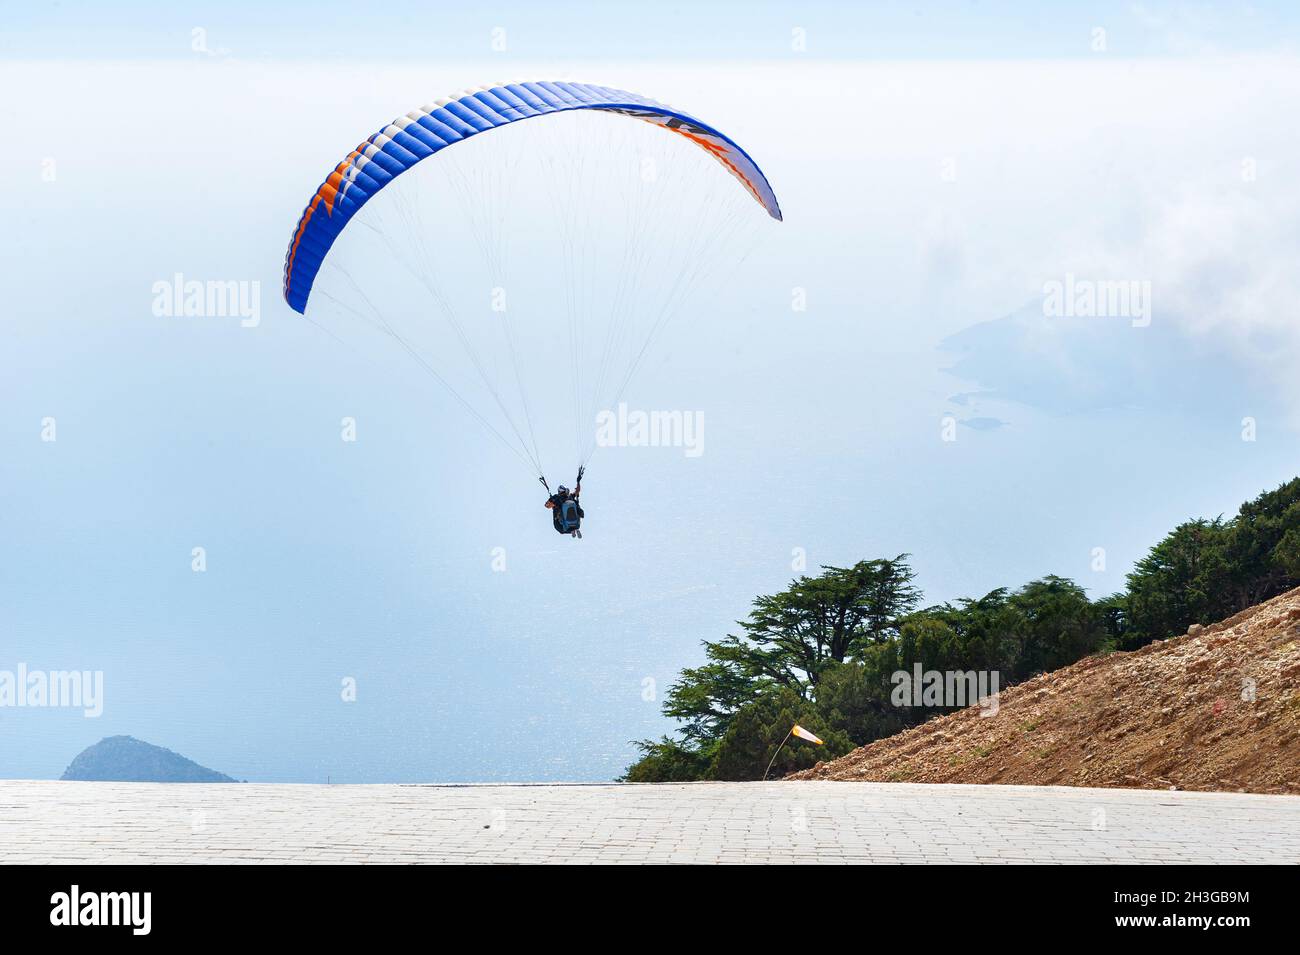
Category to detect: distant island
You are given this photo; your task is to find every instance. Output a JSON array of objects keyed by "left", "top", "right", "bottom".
[{"left": 61, "top": 735, "right": 237, "bottom": 783}]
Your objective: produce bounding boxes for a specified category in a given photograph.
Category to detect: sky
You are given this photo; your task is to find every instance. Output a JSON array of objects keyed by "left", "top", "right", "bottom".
[
  {"left": 3, "top": 2, "right": 1300, "bottom": 782},
  {"left": 5, "top": 1, "right": 1300, "bottom": 60}
]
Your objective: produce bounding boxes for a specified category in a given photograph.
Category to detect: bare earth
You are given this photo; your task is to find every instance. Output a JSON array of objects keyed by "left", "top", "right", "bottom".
[{"left": 792, "top": 587, "right": 1300, "bottom": 794}]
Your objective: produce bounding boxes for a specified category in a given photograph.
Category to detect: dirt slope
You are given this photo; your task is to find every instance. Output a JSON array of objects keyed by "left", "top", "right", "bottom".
[{"left": 791, "top": 587, "right": 1300, "bottom": 793}]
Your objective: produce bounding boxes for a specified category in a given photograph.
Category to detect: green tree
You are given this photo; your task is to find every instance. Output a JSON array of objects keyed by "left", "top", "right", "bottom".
[
  {"left": 1005, "top": 575, "right": 1110, "bottom": 679},
  {"left": 1224, "top": 478, "right": 1300, "bottom": 606},
  {"left": 717, "top": 556, "right": 922, "bottom": 695},
  {"left": 707, "top": 687, "right": 853, "bottom": 781},
  {"left": 625, "top": 558, "right": 919, "bottom": 781},
  {"left": 1123, "top": 480, "right": 1300, "bottom": 646},
  {"left": 1125, "top": 518, "right": 1232, "bottom": 643},
  {"left": 660, "top": 651, "right": 772, "bottom": 746},
  {"left": 1094, "top": 591, "right": 1131, "bottom": 649},
  {"left": 624, "top": 476, "right": 1300, "bottom": 783},
  {"left": 620, "top": 737, "right": 713, "bottom": 782},
  {"left": 812, "top": 659, "right": 909, "bottom": 743},
  {"left": 907, "top": 589, "right": 1022, "bottom": 676}
]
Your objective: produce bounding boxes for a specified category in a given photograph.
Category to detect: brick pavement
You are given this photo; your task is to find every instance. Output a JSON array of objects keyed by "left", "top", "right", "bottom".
[{"left": 2, "top": 780, "right": 1296, "bottom": 864}]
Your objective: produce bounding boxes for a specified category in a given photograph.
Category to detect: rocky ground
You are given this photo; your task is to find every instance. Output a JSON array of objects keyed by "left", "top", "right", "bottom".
[{"left": 791, "top": 587, "right": 1300, "bottom": 793}]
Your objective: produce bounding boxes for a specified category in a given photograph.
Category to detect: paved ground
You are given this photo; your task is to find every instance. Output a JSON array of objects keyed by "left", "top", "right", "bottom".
[{"left": 2, "top": 780, "right": 1297, "bottom": 864}]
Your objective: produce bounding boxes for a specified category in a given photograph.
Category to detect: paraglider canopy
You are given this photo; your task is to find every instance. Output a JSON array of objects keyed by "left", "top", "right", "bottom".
[
  {"left": 284, "top": 81, "right": 780, "bottom": 314},
  {"left": 281, "top": 80, "right": 782, "bottom": 481}
]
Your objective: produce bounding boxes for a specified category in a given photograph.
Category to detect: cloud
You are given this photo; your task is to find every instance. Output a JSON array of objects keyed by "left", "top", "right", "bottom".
[
  {"left": 931, "top": 53, "right": 1300, "bottom": 428},
  {"left": 961, "top": 416, "right": 1008, "bottom": 432}
]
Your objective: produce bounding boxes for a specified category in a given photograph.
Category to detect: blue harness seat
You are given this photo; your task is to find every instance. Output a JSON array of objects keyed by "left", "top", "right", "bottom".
[{"left": 556, "top": 499, "right": 582, "bottom": 533}]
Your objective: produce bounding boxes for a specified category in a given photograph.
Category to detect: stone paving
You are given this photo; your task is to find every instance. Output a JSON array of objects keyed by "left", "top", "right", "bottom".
[{"left": 1, "top": 780, "right": 1297, "bottom": 864}]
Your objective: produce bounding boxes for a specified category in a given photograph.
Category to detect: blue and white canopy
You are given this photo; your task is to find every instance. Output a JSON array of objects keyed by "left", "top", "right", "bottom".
[{"left": 283, "top": 80, "right": 782, "bottom": 314}]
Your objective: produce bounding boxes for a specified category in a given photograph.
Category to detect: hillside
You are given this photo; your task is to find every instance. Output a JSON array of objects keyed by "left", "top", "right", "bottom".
[
  {"left": 791, "top": 587, "right": 1300, "bottom": 793},
  {"left": 61, "top": 735, "right": 237, "bottom": 783}
]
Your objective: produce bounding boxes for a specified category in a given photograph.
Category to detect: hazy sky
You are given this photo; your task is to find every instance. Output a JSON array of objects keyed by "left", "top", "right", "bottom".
[{"left": 4, "top": 2, "right": 1300, "bottom": 782}]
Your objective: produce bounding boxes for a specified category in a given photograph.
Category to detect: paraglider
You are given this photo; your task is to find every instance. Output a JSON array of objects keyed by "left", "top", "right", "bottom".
[
  {"left": 542, "top": 467, "right": 585, "bottom": 539},
  {"left": 281, "top": 81, "right": 782, "bottom": 534}
]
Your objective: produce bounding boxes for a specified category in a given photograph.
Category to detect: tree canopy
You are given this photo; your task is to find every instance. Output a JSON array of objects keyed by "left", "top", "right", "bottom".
[{"left": 624, "top": 478, "right": 1300, "bottom": 782}]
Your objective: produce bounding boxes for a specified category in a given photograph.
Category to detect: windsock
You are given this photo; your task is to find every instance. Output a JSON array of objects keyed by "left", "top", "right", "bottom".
[{"left": 791, "top": 725, "right": 824, "bottom": 745}]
